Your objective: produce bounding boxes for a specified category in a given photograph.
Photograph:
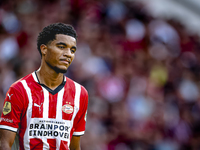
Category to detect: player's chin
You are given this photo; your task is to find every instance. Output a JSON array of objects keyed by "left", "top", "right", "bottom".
[{"left": 54, "top": 66, "right": 68, "bottom": 74}]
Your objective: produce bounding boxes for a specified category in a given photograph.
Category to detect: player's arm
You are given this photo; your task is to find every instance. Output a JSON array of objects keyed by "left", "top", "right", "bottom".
[
  {"left": 69, "top": 136, "right": 81, "bottom": 150},
  {"left": 0, "top": 129, "right": 16, "bottom": 150},
  {"left": 0, "top": 86, "right": 25, "bottom": 150}
]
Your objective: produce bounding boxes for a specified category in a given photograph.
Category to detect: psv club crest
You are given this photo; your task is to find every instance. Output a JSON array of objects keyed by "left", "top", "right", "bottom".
[{"left": 62, "top": 104, "right": 73, "bottom": 114}]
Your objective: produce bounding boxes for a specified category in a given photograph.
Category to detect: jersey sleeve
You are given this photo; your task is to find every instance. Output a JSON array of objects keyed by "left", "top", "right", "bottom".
[
  {"left": 0, "top": 86, "right": 24, "bottom": 132},
  {"left": 73, "top": 86, "right": 88, "bottom": 136}
]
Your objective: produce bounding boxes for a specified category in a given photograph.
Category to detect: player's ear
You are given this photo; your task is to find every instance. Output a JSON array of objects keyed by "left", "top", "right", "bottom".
[{"left": 40, "top": 44, "right": 47, "bottom": 55}]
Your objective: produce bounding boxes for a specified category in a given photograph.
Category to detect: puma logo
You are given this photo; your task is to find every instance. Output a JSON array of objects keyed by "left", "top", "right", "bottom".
[
  {"left": 34, "top": 103, "right": 43, "bottom": 108},
  {"left": 34, "top": 103, "right": 43, "bottom": 111},
  {"left": 7, "top": 94, "right": 13, "bottom": 100}
]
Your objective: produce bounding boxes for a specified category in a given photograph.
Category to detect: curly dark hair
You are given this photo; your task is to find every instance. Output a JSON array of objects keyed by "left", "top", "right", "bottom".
[{"left": 37, "top": 23, "right": 77, "bottom": 56}]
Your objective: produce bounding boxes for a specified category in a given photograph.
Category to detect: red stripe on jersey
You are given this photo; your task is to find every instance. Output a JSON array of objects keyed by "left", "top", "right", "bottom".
[
  {"left": 30, "top": 138, "right": 43, "bottom": 149},
  {"left": 31, "top": 87, "right": 44, "bottom": 118},
  {"left": 17, "top": 82, "right": 29, "bottom": 150},
  {"left": 27, "top": 79, "right": 44, "bottom": 118},
  {"left": 60, "top": 140, "right": 69, "bottom": 150},
  {"left": 25, "top": 74, "right": 45, "bottom": 118},
  {"left": 48, "top": 93, "right": 58, "bottom": 118},
  {"left": 62, "top": 79, "right": 75, "bottom": 120},
  {"left": 47, "top": 139, "right": 56, "bottom": 150}
]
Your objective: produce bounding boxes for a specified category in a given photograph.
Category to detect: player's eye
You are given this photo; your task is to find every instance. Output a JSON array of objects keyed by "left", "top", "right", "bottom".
[
  {"left": 58, "top": 45, "right": 65, "bottom": 49},
  {"left": 71, "top": 49, "right": 76, "bottom": 53}
]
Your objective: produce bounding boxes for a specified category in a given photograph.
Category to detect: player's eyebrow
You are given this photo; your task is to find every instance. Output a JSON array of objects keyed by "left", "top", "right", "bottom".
[
  {"left": 56, "top": 42, "right": 67, "bottom": 46},
  {"left": 56, "top": 42, "right": 77, "bottom": 50},
  {"left": 71, "top": 46, "right": 77, "bottom": 51}
]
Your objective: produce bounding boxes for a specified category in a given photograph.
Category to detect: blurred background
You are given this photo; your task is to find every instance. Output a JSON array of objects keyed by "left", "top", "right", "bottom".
[{"left": 1, "top": 0, "right": 200, "bottom": 149}]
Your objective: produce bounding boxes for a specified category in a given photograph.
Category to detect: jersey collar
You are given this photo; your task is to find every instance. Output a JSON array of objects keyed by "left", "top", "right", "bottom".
[{"left": 32, "top": 71, "right": 66, "bottom": 95}]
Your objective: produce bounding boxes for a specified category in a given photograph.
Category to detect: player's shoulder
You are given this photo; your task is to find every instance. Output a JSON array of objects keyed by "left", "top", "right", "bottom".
[
  {"left": 5, "top": 73, "right": 33, "bottom": 101},
  {"left": 10, "top": 73, "right": 33, "bottom": 90}
]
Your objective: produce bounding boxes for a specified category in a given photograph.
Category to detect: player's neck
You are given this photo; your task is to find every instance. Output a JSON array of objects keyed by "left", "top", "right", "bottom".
[{"left": 36, "top": 66, "right": 64, "bottom": 90}]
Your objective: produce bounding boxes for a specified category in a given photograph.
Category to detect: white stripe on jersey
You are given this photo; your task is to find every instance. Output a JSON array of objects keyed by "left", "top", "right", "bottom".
[
  {"left": 72, "top": 82, "right": 81, "bottom": 121},
  {"left": 42, "top": 87, "right": 49, "bottom": 119},
  {"left": 32, "top": 72, "right": 38, "bottom": 83},
  {"left": 21, "top": 80, "right": 33, "bottom": 150},
  {"left": 41, "top": 87, "right": 49, "bottom": 149},
  {"left": 56, "top": 87, "right": 64, "bottom": 150},
  {"left": 56, "top": 88, "right": 64, "bottom": 120},
  {"left": 71, "top": 82, "right": 81, "bottom": 138},
  {"left": 73, "top": 131, "right": 85, "bottom": 136},
  {"left": 0, "top": 125, "right": 18, "bottom": 132}
]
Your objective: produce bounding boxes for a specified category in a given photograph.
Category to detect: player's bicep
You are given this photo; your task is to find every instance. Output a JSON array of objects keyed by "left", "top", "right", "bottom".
[
  {"left": 70, "top": 136, "right": 81, "bottom": 150},
  {"left": 0, "top": 129, "right": 16, "bottom": 150}
]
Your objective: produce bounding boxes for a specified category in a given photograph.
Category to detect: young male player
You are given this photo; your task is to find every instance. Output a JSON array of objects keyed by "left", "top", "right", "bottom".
[{"left": 0, "top": 23, "right": 88, "bottom": 150}]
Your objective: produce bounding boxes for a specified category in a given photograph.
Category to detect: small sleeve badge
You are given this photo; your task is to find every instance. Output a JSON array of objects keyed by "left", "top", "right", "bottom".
[{"left": 3, "top": 102, "right": 11, "bottom": 115}]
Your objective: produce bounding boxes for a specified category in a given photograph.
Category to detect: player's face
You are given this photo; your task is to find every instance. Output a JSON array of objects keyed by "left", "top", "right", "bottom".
[{"left": 44, "top": 34, "right": 76, "bottom": 73}]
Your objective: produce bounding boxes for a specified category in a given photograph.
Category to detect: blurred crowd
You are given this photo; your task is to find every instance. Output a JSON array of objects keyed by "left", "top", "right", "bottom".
[{"left": 1, "top": 0, "right": 200, "bottom": 150}]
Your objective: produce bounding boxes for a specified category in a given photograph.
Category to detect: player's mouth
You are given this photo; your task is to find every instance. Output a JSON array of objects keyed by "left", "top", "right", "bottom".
[{"left": 60, "top": 59, "right": 71, "bottom": 65}]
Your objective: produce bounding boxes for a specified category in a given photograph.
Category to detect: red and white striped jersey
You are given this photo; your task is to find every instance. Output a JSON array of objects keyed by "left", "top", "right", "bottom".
[{"left": 0, "top": 72, "right": 88, "bottom": 150}]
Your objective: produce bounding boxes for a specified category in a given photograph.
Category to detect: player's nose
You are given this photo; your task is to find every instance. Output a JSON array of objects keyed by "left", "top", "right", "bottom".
[{"left": 63, "top": 48, "right": 72, "bottom": 57}]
